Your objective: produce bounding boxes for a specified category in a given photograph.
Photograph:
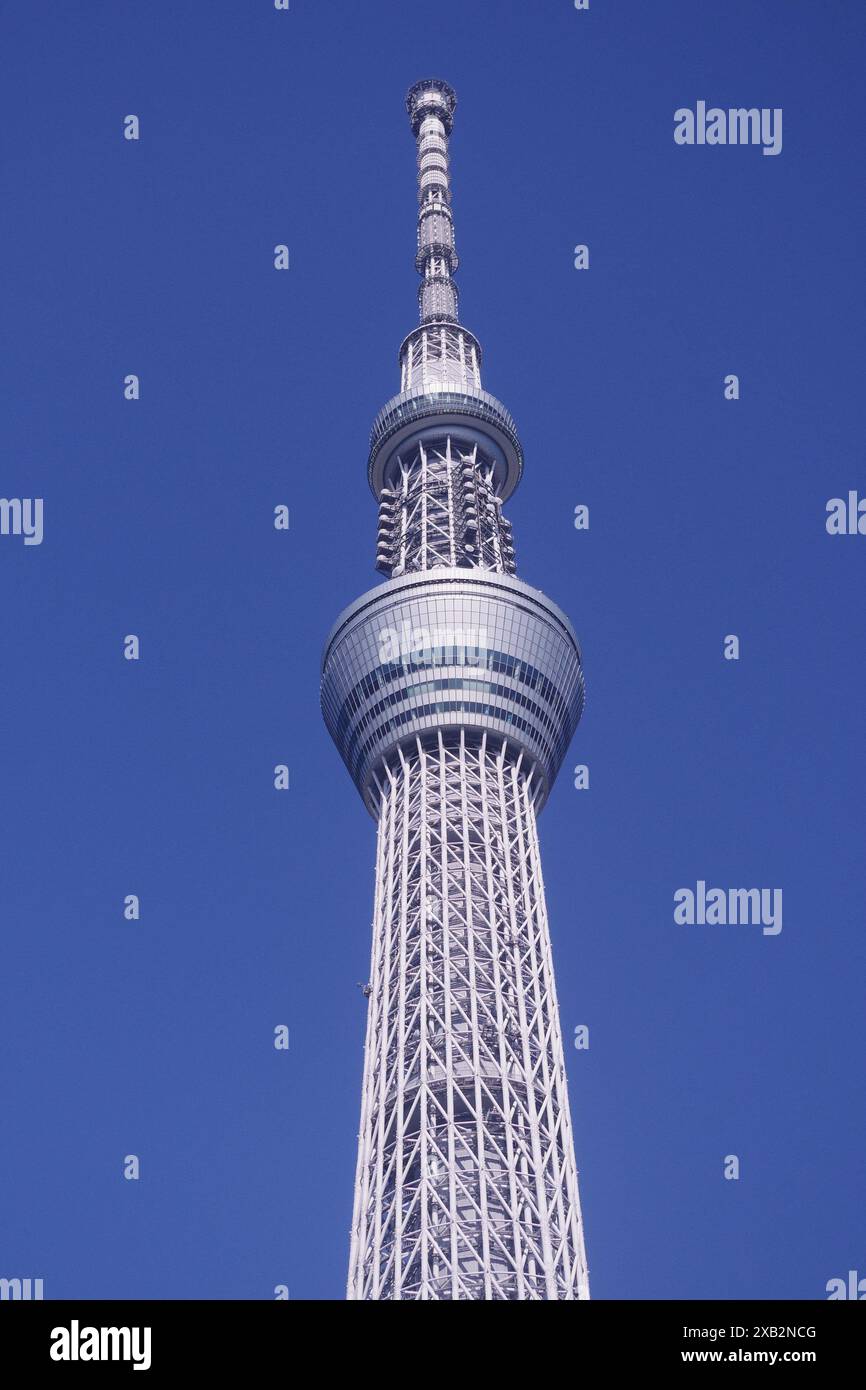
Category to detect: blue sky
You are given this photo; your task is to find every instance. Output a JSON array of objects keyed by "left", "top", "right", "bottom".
[{"left": 1, "top": 0, "right": 864, "bottom": 1300}]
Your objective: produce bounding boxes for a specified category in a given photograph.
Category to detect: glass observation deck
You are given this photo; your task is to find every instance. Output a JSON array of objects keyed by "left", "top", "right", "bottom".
[{"left": 368, "top": 388, "right": 524, "bottom": 502}]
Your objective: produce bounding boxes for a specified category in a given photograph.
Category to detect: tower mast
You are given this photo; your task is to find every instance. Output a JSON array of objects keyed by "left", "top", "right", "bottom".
[{"left": 322, "top": 79, "right": 590, "bottom": 1300}]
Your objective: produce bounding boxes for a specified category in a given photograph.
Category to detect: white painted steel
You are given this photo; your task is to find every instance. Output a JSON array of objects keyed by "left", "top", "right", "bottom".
[
  {"left": 347, "top": 731, "right": 589, "bottom": 1300},
  {"left": 324, "top": 81, "right": 590, "bottom": 1300}
]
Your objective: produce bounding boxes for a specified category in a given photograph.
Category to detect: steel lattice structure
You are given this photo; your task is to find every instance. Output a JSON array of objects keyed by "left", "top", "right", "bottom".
[{"left": 322, "top": 80, "right": 589, "bottom": 1300}]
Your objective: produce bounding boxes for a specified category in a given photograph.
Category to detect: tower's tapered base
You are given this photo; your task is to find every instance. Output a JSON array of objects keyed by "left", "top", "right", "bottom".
[{"left": 348, "top": 730, "right": 589, "bottom": 1300}]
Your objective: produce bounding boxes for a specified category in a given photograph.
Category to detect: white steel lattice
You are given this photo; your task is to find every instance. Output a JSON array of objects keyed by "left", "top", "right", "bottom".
[
  {"left": 348, "top": 730, "right": 589, "bottom": 1300},
  {"left": 376, "top": 438, "right": 515, "bottom": 578}
]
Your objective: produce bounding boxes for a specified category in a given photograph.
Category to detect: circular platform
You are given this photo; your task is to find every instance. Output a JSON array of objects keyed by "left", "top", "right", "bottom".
[
  {"left": 368, "top": 388, "right": 524, "bottom": 502},
  {"left": 322, "top": 569, "right": 584, "bottom": 817}
]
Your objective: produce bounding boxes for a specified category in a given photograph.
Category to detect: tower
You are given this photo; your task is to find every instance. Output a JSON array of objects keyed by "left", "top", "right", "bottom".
[{"left": 321, "top": 79, "right": 590, "bottom": 1300}]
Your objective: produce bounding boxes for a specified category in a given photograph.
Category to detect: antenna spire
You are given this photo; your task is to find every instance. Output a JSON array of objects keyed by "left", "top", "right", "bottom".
[{"left": 406, "top": 78, "right": 459, "bottom": 324}]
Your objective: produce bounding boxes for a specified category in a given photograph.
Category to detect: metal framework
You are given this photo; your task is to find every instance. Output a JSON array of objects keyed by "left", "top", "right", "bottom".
[
  {"left": 322, "top": 80, "right": 589, "bottom": 1300},
  {"left": 376, "top": 438, "right": 515, "bottom": 578}
]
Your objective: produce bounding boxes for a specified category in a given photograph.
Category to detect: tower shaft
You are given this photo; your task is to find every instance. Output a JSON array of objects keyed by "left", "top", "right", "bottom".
[
  {"left": 322, "top": 79, "right": 590, "bottom": 1300},
  {"left": 349, "top": 731, "right": 588, "bottom": 1299}
]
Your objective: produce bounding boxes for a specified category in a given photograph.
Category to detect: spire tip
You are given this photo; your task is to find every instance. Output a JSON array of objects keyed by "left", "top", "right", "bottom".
[{"left": 406, "top": 78, "right": 457, "bottom": 135}]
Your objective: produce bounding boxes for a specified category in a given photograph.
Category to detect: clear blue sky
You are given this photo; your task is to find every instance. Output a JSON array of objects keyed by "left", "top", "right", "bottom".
[{"left": 1, "top": 0, "right": 864, "bottom": 1300}]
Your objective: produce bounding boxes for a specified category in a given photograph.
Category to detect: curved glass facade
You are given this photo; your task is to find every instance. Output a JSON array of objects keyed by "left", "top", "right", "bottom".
[
  {"left": 321, "top": 568, "right": 584, "bottom": 814},
  {"left": 368, "top": 387, "right": 523, "bottom": 500}
]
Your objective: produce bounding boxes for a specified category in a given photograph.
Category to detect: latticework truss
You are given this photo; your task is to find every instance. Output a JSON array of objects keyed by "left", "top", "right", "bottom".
[
  {"left": 375, "top": 438, "right": 516, "bottom": 577},
  {"left": 348, "top": 730, "right": 589, "bottom": 1300}
]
